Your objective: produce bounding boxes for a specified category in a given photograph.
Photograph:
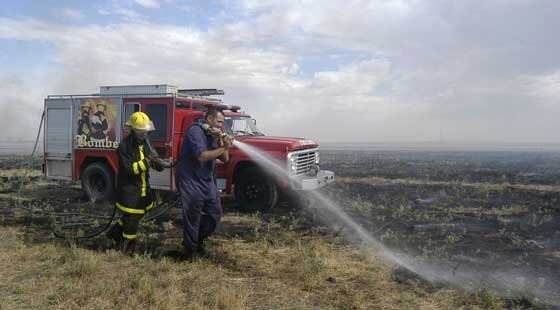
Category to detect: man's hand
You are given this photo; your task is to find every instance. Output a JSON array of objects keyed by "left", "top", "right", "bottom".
[
  {"left": 209, "top": 127, "right": 222, "bottom": 137},
  {"left": 222, "top": 135, "right": 233, "bottom": 149}
]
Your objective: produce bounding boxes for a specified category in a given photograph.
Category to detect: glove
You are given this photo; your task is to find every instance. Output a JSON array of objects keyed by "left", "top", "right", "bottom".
[
  {"left": 150, "top": 158, "right": 164, "bottom": 172},
  {"left": 150, "top": 157, "right": 173, "bottom": 171}
]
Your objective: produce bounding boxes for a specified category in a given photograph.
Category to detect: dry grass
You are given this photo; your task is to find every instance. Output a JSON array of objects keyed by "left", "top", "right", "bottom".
[
  {"left": 0, "top": 214, "right": 506, "bottom": 310},
  {"left": 0, "top": 227, "right": 249, "bottom": 310},
  {"left": 0, "top": 169, "right": 43, "bottom": 178},
  {"left": 0, "top": 168, "right": 516, "bottom": 309}
]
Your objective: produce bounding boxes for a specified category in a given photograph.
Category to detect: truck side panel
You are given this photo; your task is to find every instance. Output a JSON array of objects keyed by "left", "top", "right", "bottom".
[
  {"left": 74, "top": 149, "right": 119, "bottom": 181},
  {"left": 71, "top": 97, "right": 122, "bottom": 181},
  {"left": 45, "top": 98, "right": 74, "bottom": 180}
]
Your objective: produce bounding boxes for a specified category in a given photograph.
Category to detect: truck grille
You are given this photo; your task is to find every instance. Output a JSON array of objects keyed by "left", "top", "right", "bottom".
[{"left": 291, "top": 149, "right": 318, "bottom": 175}]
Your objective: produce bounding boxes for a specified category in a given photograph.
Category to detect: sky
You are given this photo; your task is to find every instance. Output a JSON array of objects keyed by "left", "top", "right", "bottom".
[{"left": 1, "top": 0, "right": 559, "bottom": 143}]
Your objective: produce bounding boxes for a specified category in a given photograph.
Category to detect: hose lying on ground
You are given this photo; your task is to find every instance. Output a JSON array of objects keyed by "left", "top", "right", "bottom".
[{"left": 15, "top": 110, "right": 173, "bottom": 240}]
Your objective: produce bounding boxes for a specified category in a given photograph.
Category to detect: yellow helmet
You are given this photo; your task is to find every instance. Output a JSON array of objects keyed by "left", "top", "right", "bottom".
[{"left": 125, "top": 112, "right": 155, "bottom": 131}]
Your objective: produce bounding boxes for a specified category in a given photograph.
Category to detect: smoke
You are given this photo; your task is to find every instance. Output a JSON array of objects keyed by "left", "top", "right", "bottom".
[{"left": 0, "top": 76, "right": 46, "bottom": 140}]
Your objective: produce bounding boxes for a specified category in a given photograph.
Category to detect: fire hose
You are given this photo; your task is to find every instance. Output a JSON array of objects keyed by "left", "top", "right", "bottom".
[{"left": 16, "top": 110, "right": 175, "bottom": 240}]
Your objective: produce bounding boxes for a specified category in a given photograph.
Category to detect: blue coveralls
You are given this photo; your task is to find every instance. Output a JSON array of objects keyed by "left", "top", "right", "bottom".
[{"left": 175, "top": 123, "right": 222, "bottom": 252}]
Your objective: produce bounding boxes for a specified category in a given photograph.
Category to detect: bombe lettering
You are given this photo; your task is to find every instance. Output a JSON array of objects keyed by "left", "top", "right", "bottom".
[{"left": 75, "top": 135, "right": 119, "bottom": 149}]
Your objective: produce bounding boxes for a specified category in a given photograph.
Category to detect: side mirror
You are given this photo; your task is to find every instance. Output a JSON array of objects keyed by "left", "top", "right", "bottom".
[{"left": 251, "top": 119, "right": 257, "bottom": 126}]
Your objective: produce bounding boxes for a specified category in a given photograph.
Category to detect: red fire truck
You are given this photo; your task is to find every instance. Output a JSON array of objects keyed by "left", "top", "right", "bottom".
[{"left": 43, "top": 84, "right": 334, "bottom": 210}]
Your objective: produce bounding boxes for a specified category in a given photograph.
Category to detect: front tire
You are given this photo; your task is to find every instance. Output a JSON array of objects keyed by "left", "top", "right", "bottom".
[
  {"left": 81, "top": 162, "right": 115, "bottom": 203},
  {"left": 234, "top": 167, "right": 278, "bottom": 211}
]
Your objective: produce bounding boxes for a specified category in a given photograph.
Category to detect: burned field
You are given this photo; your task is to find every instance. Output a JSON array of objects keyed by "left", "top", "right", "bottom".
[
  {"left": 320, "top": 149, "right": 560, "bottom": 306},
  {"left": 322, "top": 149, "right": 560, "bottom": 185},
  {"left": 1, "top": 150, "right": 560, "bottom": 308}
]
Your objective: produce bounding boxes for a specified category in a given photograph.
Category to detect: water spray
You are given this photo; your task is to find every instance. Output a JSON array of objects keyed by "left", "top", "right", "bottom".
[{"left": 232, "top": 140, "right": 560, "bottom": 305}]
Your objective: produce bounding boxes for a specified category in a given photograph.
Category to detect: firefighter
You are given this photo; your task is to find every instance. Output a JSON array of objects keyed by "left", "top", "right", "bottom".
[
  {"left": 175, "top": 108, "right": 232, "bottom": 258},
  {"left": 77, "top": 106, "right": 92, "bottom": 136},
  {"left": 90, "top": 103, "right": 109, "bottom": 140},
  {"left": 107, "top": 111, "right": 170, "bottom": 252}
]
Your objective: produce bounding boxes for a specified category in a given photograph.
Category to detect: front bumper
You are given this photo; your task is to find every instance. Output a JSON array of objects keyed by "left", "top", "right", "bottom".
[{"left": 290, "top": 170, "right": 335, "bottom": 190}]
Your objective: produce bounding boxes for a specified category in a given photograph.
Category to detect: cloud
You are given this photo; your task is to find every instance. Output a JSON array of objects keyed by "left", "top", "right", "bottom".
[
  {"left": 2, "top": 1, "right": 560, "bottom": 143},
  {"left": 97, "top": 3, "right": 143, "bottom": 21},
  {"left": 134, "top": 0, "right": 161, "bottom": 9},
  {"left": 524, "top": 71, "right": 560, "bottom": 103},
  {"left": 0, "top": 17, "right": 299, "bottom": 138},
  {"left": 60, "top": 8, "right": 84, "bottom": 20},
  {"left": 312, "top": 59, "right": 391, "bottom": 96}
]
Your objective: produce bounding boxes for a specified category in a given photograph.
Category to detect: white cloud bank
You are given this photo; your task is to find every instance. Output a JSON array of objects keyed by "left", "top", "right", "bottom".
[{"left": 1, "top": 1, "right": 560, "bottom": 143}]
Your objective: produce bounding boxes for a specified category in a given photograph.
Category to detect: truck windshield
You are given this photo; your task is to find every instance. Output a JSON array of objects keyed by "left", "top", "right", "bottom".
[{"left": 224, "top": 116, "right": 264, "bottom": 136}]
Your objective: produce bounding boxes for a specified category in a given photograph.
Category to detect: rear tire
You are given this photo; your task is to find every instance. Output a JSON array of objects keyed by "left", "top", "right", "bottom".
[
  {"left": 81, "top": 162, "right": 115, "bottom": 203},
  {"left": 234, "top": 167, "right": 278, "bottom": 212}
]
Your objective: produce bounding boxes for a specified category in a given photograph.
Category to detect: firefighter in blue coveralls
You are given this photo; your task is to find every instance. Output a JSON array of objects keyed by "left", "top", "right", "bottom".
[
  {"left": 107, "top": 111, "right": 171, "bottom": 252},
  {"left": 176, "top": 108, "right": 232, "bottom": 257}
]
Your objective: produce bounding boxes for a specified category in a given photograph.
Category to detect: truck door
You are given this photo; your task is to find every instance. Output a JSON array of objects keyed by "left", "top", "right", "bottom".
[
  {"left": 44, "top": 98, "right": 73, "bottom": 180},
  {"left": 122, "top": 98, "right": 173, "bottom": 190},
  {"left": 143, "top": 101, "right": 173, "bottom": 190}
]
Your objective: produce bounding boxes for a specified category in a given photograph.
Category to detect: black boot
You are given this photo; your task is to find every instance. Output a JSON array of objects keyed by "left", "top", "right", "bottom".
[
  {"left": 107, "top": 224, "right": 124, "bottom": 247},
  {"left": 196, "top": 240, "right": 210, "bottom": 258},
  {"left": 158, "top": 246, "right": 195, "bottom": 260},
  {"left": 121, "top": 239, "right": 137, "bottom": 254}
]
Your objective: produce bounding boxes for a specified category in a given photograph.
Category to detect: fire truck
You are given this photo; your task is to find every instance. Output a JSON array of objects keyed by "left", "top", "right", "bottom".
[{"left": 43, "top": 84, "right": 335, "bottom": 210}]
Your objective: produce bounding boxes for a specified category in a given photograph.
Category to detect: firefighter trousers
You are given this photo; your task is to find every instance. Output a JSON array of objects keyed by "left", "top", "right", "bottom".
[
  {"left": 108, "top": 199, "right": 154, "bottom": 243},
  {"left": 177, "top": 181, "right": 222, "bottom": 252}
]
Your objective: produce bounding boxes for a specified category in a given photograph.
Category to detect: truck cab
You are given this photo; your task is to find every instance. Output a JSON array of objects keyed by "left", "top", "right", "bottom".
[{"left": 43, "top": 84, "right": 334, "bottom": 211}]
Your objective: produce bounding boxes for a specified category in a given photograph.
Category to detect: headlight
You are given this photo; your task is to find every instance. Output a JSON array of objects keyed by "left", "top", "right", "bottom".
[
  {"left": 315, "top": 152, "right": 320, "bottom": 165},
  {"left": 288, "top": 154, "right": 297, "bottom": 172}
]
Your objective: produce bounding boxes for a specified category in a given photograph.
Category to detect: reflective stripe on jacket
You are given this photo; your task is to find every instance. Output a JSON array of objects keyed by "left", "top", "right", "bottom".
[{"left": 115, "top": 133, "right": 153, "bottom": 211}]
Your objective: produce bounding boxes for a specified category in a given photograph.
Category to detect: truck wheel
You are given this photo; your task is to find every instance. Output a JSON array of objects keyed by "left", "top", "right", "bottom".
[
  {"left": 234, "top": 167, "right": 278, "bottom": 211},
  {"left": 81, "top": 162, "right": 115, "bottom": 203}
]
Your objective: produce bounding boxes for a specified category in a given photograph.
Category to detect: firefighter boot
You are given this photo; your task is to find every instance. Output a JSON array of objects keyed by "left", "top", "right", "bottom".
[
  {"left": 121, "top": 239, "right": 137, "bottom": 254},
  {"left": 107, "top": 224, "right": 124, "bottom": 248}
]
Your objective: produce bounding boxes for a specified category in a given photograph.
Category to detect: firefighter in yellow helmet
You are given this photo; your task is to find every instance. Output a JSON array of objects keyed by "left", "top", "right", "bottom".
[{"left": 107, "top": 111, "right": 171, "bottom": 252}]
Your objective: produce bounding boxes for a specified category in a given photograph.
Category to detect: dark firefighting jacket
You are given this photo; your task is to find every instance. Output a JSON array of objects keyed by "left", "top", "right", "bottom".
[{"left": 115, "top": 133, "right": 159, "bottom": 214}]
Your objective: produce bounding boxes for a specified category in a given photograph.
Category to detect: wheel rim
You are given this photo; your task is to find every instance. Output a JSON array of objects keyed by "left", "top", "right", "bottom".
[
  {"left": 244, "top": 180, "right": 267, "bottom": 202},
  {"left": 91, "top": 172, "right": 107, "bottom": 194}
]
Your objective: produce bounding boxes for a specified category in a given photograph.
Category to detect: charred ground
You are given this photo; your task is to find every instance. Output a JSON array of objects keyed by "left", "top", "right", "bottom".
[
  {"left": 320, "top": 149, "right": 560, "bottom": 307},
  {"left": 1, "top": 150, "right": 559, "bottom": 309}
]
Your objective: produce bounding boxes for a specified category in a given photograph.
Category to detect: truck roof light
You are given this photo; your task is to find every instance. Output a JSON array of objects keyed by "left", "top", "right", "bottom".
[
  {"left": 177, "top": 89, "right": 225, "bottom": 96},
  {"left": 99, "top": 84, "right": 178, "bottom": 95}
]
